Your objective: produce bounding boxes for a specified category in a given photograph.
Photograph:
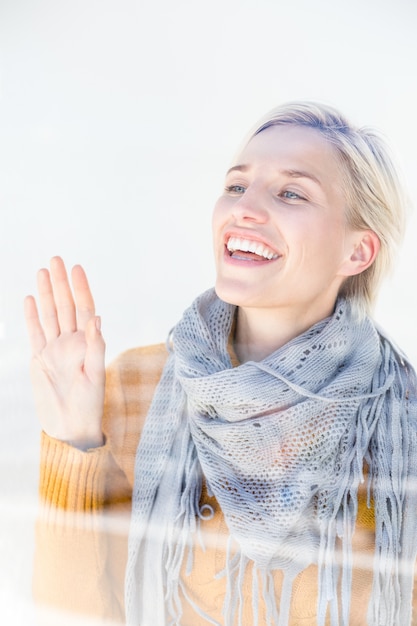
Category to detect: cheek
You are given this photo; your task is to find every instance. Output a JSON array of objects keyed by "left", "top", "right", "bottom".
[
  {"left": 307, "top": 223, "right": 347, "bottom": 268},
  {"left": 211, "top": 198, "right": 227, "bottom": 238},
  {"left": 290, "top": 220, "right": 339, "bottom": 265},
  {"left": 211, "top": 205, "right": 222, "bottom": 254}
]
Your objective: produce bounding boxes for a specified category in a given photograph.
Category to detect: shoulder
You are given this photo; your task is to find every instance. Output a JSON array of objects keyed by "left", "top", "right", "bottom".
[
  {"left": 103, "top": 344, "right": 170, "bottom": 472},
  {"left": 107, "top": 343, "right": 169, "bottom": 381},
  {"left": 105, "top": 343, "right": 169, "bottom": 410}
]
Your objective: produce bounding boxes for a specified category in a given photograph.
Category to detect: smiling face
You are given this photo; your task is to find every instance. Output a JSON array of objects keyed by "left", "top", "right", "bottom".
[{"left": 212, "top": 124, "right": 375, "bottom": 324}]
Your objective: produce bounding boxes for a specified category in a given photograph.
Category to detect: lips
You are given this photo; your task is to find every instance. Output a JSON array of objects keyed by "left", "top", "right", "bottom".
[{"left": 226, "top": 236, "right": 279, "bottom": 261}]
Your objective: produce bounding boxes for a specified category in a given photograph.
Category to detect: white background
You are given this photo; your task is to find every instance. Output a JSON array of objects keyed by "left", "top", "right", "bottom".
[{"left": 1, "top": 0, "right": 417, "bottom": 622}]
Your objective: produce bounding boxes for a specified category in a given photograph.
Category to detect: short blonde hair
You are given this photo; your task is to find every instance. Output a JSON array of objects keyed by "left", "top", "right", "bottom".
[{"left": 249, "top": 101, "right": 407, "bottom": 317}]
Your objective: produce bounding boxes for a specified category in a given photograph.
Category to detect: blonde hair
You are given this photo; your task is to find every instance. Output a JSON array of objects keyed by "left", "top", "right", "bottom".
[{"left": 249, "top": 101, "right": 407, "bottom": 317}]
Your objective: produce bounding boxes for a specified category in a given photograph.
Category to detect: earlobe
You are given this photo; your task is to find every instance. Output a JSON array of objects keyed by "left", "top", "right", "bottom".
[{"left": 343, "top": 231, "right": 380, "bottom": 277}]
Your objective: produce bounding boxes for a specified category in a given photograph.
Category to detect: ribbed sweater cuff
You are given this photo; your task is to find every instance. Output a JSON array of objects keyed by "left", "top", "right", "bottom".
[{"left": 39, "top": 431, "right": 111, "bottom": 516}]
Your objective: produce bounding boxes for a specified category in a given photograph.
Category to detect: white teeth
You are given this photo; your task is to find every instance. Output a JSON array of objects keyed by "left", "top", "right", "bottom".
[{"left": 226, "top": 237, "right": 279, "bottom": 260}]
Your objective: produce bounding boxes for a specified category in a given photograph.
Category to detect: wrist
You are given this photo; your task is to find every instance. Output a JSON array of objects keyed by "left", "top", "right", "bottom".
[
  {"left": 62, "top": 432, "right": 105, "bottom": 451},
  {"left": 43, "top": 426, "right": 105, "bottom": 451}
]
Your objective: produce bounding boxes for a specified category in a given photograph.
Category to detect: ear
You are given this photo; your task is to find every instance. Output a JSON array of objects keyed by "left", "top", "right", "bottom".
[{"left": 340, "top": 230, "right": 380, "bottom": 277}]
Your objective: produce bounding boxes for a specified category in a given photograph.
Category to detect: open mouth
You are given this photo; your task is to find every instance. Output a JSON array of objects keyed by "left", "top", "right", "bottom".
[{"left": 226, "top": 236, "right": 279, "bottom": 261}]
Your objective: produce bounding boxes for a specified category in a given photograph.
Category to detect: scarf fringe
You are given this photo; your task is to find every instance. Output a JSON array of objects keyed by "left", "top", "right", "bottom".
[{"left": 215, "top": 542, "right": 288, "bottom": 626}]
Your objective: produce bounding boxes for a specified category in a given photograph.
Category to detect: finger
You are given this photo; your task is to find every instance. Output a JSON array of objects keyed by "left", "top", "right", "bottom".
[
  {"left": 23, "top": 295, "right": 47, "bottom": 355},
  {"left": 49, "top": 256, "right": 77, "bottom": 333},
  {"left": 71, "top": 264, "right": 96, "bottom": 331},
  {"left": 37, "top": 267, "right": 61, "bottom": 341},
  {"left": 84, "top": 316, "right": 106, "bottom": 385}
]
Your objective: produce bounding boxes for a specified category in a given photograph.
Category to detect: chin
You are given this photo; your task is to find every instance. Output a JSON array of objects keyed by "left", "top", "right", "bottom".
[
  {"left": 214, "top": 286, "right": 237, "bottom": 306},
  {"left": 214, "top": 279, "right": 263, "bottom": 308},
  {"left": 214, "top": 278, "right": 240, "bottom": 306}
]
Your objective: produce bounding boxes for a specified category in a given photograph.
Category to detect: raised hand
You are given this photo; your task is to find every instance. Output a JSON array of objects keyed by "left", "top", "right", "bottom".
[{"left": 24, "top": 257, "right": 106, "bottom": 450}]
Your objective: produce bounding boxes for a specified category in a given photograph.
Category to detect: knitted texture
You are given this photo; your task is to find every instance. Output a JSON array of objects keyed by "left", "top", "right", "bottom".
[{"left": 125, "top": 289, "right": 417, "bottom": 626}]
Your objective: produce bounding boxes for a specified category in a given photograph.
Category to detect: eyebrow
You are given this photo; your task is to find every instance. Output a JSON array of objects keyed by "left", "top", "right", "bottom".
[
  {"left": 226, "top": 164, "right": 249, "bottom": 176},
  {"left": 284, "top": 169, "right": 322, "bottom": 186},
  {"left": 226, "top": 164, "right": 322, "bottom": 187}
]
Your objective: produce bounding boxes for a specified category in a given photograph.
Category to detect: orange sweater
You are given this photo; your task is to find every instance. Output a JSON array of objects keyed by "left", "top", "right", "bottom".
[{"left": 34, "top": 344, "right": 386, "bottom": 626}]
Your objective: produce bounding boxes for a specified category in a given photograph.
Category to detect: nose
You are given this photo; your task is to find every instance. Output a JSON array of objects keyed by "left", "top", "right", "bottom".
[{"left": 231, "top": 187, "right": 269, "bottom": 223}]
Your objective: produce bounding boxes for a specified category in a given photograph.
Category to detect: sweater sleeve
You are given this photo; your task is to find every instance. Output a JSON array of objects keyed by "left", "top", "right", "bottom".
[{"left": 33, "top": 343, "right": 168, "bottom": 625}]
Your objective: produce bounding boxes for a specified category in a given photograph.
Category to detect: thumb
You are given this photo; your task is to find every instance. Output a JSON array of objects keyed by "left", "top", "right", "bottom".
[{"left": 84, "top": 316, "right": 106, "bottom": 384}]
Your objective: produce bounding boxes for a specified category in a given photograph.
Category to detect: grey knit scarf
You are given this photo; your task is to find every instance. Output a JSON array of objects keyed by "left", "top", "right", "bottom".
[{"left": 125, "top": 289, "right": 417, "bottom": 626}]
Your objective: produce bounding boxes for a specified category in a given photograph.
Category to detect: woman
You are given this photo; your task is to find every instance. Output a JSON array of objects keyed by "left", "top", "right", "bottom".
[{"left": 25, "top": 102, "right": 417, "bottom": 626}]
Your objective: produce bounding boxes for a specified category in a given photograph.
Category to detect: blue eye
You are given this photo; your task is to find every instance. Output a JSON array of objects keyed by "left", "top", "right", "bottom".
[
  {"left": 281, "top": 190, "right": 306, "bottom": 201},
  {"left": 225, "top": 185, "right": 246, "bottom": 194},
  {"left": 282, "top": 190, "right": 300, "bottom": 199}
]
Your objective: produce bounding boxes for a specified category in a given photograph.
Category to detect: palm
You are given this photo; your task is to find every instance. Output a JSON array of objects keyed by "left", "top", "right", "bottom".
[{"left": 24, "top": 257, "right": 106, "bottom": 449}]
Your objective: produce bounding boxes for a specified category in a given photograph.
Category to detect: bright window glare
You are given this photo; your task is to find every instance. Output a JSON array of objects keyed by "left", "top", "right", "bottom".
[{"left": 1, "top": 0, "right": 417, "bottom": 623}]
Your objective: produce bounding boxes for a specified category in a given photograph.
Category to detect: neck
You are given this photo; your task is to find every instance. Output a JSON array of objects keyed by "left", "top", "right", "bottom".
[{"left": 233, "top": 303, "right": 336, "bottom": 363}]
